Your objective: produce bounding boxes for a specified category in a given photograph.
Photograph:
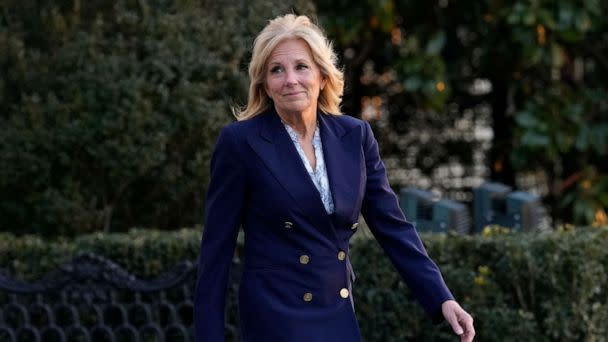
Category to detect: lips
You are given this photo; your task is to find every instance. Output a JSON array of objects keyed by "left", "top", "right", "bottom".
[{"left": 283, "top": 91, "right": 305, "bottom": 96}]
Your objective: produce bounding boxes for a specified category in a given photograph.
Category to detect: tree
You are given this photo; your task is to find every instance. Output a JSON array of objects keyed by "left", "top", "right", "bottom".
[
  {"left": 314, "top": 0, "right": 608, "bottom": 225},
  {"left": 0, "top": 0, "right": 315, "bottom": 235}
]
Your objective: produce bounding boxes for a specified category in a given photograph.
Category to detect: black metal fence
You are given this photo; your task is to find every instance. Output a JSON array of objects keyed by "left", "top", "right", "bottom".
[{"left": 0, "top": 252, "right": 241, "bottom": 342}]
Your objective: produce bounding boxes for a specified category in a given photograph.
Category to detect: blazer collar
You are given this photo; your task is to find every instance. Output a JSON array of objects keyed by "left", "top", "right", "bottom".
[
  {"left": 318, "top": 113, "right": 362, "bottom": 223},
  {"left": 248, "top": 108, "right": 362, "bottom": 232}
]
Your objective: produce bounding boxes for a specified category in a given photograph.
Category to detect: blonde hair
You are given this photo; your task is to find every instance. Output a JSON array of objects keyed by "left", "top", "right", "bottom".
[{"left": 235, "top": 14, "right": 344, "bottom": 120}]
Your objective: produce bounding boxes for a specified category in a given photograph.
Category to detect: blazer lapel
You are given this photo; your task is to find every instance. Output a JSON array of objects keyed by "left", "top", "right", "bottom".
[
  {"left": 319, "top": 113, "right": 363, "bottom": 222},
  {"left": 246, "top": 110, "right": 330, "bottom": 229}
]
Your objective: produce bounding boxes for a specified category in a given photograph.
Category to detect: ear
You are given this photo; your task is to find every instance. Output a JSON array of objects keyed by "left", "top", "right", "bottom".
[{"left": 321, "top": 78, "right": 327, "bottom": 91}]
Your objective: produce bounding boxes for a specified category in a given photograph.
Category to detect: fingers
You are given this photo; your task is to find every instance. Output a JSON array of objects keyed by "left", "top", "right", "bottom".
[
  {"left": 457, "top": 313, "right": 475, "bottom": 342},
  {"left": 442, "top": 300, "right": 475, "bottom": 341},
  {"left": 443, "top": 301, "right": 464, "bottom": 335},
  {"left": 446, "top": 312, "right": 463, "bottom": 335}
]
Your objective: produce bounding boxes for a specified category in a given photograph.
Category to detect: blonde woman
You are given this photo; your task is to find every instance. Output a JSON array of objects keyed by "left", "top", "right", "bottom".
[{"left": 195, "top": 14, "right": 475, "bottom": 342}]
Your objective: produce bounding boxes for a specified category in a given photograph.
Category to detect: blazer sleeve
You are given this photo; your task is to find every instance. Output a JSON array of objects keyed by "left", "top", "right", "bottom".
[
  {"left": 359, "top": 121, "right": 453, "bottom": 322},
  {"left": 194, "top": 125, "right": 246, "bottom": 341}
]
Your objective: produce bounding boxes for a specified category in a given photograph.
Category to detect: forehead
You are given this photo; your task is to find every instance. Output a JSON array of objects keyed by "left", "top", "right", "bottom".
[{"left": 267, "top": 38, "right": 314, "bottom": 63}]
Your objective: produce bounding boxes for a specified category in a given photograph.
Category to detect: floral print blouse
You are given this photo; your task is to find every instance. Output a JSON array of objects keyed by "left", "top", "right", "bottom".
[{"left": 283, "top": 122, "right": 335, "bottom": 214}]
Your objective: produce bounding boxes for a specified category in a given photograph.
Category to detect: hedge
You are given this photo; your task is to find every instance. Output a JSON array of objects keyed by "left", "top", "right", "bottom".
[
  {"left": 0, "top": 0, "right": 316, "bottom": 236},
  {"left": 1, "top": 226, "right": 607, "bottom": 341}
]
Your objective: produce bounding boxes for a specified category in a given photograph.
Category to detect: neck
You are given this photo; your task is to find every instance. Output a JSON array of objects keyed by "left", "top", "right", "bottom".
[{"left": 277, "top": 108, "right": 317, "bottom": 138}]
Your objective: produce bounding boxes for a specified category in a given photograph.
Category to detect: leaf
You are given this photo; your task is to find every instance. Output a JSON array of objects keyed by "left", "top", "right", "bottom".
[
  {"left": 521, "top": 131, "right": 550, "bottom": 148},
  {"left": 575, "top": 12, "right": 592, "bottom": 31},
  {"left": 403, "top": 77, "right": 422, "bottom": 91},
  {"left": 558, "top": 6, "right": 574, "bottom": 27},
  {"left": 522, "top": 45, "right": 544, "bottom": 66},
  {"left": 425, "top": 31, "right": 446, "bottom": 55},
  {"left": 566, "top": 103, "right": 585, "bottom": 121},
  {"left": 599, "top": 193, "right": 608, "bottom": 206},
  {"left": 523, "top": 10, "right": 535, "bottom": 26},
  {"left": 538, "top": 9, "right": 557, "bottom": 29},
  {"left": 515, "top": 111, "right": 539, "bottom": 128},
  {"left": 556, "top": 132, "right": 574, "bottom": 153},
  {"left": 561, "top": 192, "right": 576, "bottom": 206},
  {"left": 558, "top": 30, "right": 584, "bottom": 43},
  {"left": 551, "top": 43, "right": 565, "bottom": 68},
  {"left": 510, "top": 151, "right": 529, "bottom": 168},
  {"left": 573, "top": 201, "right": 587, "bottom": 222},
  {"left": 590, "top": 125, "right": 608, "bottom": 155},
  {"left": 575, "top": 127, "right": 590, "bottom": 151},
  {"left": 584, "top": 205, "right": 596, "bottom": 224},
  {"left": 506, "top": 11, "right": 521, "bottom": 25}
]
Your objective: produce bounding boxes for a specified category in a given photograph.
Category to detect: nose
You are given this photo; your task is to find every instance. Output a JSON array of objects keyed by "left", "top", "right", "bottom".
[{"left": 284, "top": 69, "right": 298, "bottom": 86}]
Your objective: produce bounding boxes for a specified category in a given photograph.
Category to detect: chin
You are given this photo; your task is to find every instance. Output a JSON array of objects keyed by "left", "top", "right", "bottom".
[{"left": 278, "top": 103, "right": 312, "bottom": 113}]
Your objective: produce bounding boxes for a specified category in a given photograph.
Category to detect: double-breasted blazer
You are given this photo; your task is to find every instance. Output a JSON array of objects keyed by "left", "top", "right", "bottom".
[{"left": 194, "top": 109, "right": 453, "bottom": 341}]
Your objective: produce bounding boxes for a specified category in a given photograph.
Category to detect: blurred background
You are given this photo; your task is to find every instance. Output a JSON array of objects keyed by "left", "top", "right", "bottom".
[
  {"left": 1, "top": 1, "right": 608, "bottom": 341},
  {"left": 1, "top": 0, "right": 606, "bottom": 237}
]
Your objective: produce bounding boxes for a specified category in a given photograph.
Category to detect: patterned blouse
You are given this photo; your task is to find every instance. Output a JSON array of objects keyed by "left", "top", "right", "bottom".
[{"left": 283, "top": 122, "right": 335, "bottom": 214}]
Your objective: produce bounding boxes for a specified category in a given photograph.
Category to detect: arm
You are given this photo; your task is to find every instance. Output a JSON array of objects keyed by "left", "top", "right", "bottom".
[
  {"left": 194, "top": 125, "right": 246, "bottom": 341},
  {"left": 359, "top": 121, "right": 453, "bottom": 321}
]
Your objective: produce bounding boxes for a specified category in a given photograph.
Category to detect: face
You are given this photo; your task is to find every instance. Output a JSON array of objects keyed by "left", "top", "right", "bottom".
[{"left": 264, "top": 38, "right": 326, "bottom": 117}]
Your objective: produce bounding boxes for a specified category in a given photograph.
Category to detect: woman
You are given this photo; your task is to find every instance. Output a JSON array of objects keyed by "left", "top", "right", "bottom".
[{"left": 195, "top": 14, "right": 474, "bottom": 342}]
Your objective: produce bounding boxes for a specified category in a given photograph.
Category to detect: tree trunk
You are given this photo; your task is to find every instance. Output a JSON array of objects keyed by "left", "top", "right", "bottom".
[{"left": 488, "top": 77, "right": 516, "bottom": 186}]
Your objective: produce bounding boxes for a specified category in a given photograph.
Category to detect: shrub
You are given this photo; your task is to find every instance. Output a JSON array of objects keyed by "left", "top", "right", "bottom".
[
  {"left": 0, "top": 0, "right": 315, "bottom": 236},
  {"left": 351, "top": 227, "right": 608, "bottom": 341},
  {"left": 1, "top": 227, "right": 607, "bottom": 340},
  {"left": 0, "top": 228, "right": 200, "bottom": 279}
]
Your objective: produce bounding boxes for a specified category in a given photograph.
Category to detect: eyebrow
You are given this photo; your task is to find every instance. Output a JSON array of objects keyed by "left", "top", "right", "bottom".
[{"left": 268, "top": 58, "right": 311, "bottom": 66}]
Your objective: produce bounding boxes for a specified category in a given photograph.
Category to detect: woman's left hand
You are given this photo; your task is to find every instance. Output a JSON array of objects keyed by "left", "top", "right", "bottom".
[{"left": 441, "top": 300, "right": 475, "bottom": 342}]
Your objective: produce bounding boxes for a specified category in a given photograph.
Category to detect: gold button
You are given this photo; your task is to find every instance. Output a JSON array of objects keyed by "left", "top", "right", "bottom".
[
  {"left": 299, "top": 255, "right": 310, "bottom": 265},
  {"left": 351, "top": 222, "right": 359, "bottom": 230},
  {"left": 284, "top": 221, "right": 293, "bottom": 229},
  {"left": 339, "top": 288, "right": 349, "bottom": 298},
  {"left": 337, "top": 251, "right": 346, "bottom": 261},
  {"left": 303, "top": 292, "right": 313, "bottom": 302}
]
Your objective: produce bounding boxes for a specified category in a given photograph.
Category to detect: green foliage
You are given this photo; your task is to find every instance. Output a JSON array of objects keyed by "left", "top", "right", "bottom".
[
  {"left": 494, "top": 1, "right": 608, "bottom": 226},
  {"left": 352, "top": 228, "right": 608, "bottom": 341},
  {"left": 513, "top": 87, "right": 608, "bottom": 224},
  {"left": 314, "top": 0, "right": 608, "bottom": 226},
  {"left": 2, "top": 227, "right": 607, "bottom": 340},
  {"left": 0, "top": 0, "right": 315, "bottom": 236},
  {"left": 0, "top": 228, "right": 201, "bottom": 279},
  {"left": 316, "top": 0, "right": 455, "bottom": 114}
]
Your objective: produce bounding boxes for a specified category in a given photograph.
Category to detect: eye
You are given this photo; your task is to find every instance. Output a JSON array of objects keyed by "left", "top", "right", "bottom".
[
  {"left": 270, "top": 66, "right": 283, "bottom": 74},
  {"left": 296, "top": 64, "right": 309, "bottom": 70}
]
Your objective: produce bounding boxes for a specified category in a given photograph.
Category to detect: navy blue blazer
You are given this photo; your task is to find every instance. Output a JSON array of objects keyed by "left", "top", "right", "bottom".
[{"left": 194, "top": 109, "right": 453, "bottom": 341}]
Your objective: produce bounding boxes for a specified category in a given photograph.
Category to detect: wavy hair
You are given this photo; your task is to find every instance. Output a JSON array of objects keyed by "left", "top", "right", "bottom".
[{"left": 234, "top": 14, "right": 344, "bottom": 120}]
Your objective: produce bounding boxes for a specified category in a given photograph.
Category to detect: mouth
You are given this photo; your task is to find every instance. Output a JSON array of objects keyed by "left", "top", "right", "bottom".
[{"left": 283, "top": 91, "right": 305, "bottom": 96}]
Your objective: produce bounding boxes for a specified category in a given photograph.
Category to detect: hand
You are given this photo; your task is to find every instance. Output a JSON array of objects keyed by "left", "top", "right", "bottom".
[{"left": 441, "top": 300, "right": 475, "bottom": 342}]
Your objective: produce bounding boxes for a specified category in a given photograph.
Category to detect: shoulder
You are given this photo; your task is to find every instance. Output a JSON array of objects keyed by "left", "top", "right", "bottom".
[
  {"left": 220, "top": 111, "right": 271, "bottom": 142},
  {"left": 321, "top": 112, "right": 368, "bottom": 131},
  {"left": 320, "top": 112, "right": 372, "bottom": 139},
  {"left": 322, "top": 112, "right": 365, "bottom": 128},
  {"left": 223, "top": 114, "right": 263, "bottom": 133}
]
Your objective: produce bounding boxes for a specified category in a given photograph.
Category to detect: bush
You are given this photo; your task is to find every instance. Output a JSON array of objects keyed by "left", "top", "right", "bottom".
[
  {"left": 0, "top": 228, "right": 201, "bottom": 279},
  {"left": 0, "top": 0, "right": 315, "bottom": 236},
  {"left": 1, "top": 227, "right": 607, "bottom": 340},
  {"left": 351, "top": 227, "right": 608, "bottom": 341}
]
